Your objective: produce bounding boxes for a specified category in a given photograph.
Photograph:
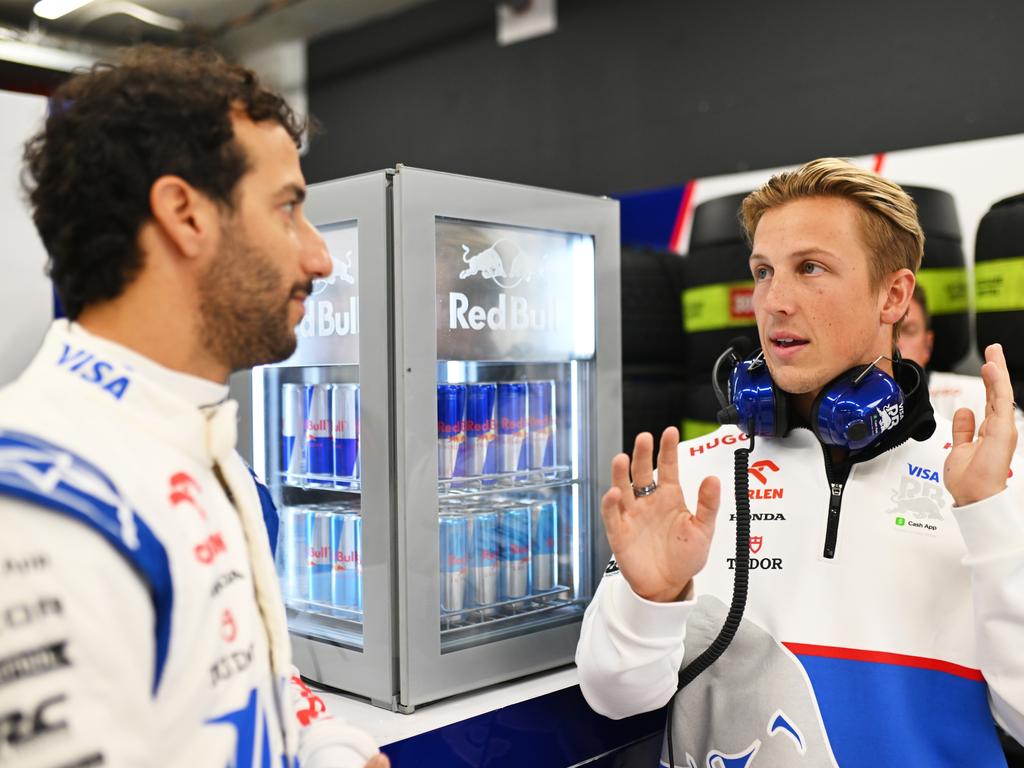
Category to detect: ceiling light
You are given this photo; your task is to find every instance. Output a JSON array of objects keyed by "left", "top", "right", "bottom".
[{"left": 33, "top": 0, "right": 96, "bottom": 21}]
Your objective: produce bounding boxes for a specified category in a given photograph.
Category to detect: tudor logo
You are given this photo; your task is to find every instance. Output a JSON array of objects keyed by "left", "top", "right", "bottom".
[
  {"left": 749, "top": 535, "right": 764, "bottom": 554},
  {"left": 748, "top": 460, "right": 779, "bottom": 485},
  {"left": 458, "top": 240, "right": 547, "bottom": 290}
]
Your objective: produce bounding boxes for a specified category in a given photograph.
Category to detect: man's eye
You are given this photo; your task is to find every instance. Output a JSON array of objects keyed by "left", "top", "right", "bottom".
[
  {"left": 802, "top": 262, "right": 824, "bottom": 275},
  {"left": 753, "top": 266, "right": 770, "bottom": 280}
]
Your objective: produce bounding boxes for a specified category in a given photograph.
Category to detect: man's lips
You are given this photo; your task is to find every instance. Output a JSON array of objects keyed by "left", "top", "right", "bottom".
[{"left": 768, "top": 335, "right": 809, "bottom": 357}]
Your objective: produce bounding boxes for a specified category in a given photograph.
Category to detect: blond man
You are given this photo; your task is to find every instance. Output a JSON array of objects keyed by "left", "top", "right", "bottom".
[{"left": 577, "top": 159, "right": 1022, "bottom": 767}]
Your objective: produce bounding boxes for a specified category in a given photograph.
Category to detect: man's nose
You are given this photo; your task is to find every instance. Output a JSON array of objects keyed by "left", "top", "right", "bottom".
[
  {"left": 300, "top": 216, "right": 331, "bottom": 278},
  {"left": 758, "top": 272, "right": 795, "bottom": 315}
]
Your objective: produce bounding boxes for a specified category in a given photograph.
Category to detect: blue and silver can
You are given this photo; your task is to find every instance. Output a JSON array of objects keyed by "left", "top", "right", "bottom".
[
  {"left": 307, "top": 507, "right": 333, "bottom": 604},
  {"left": 496, "top": 382, "right": 528, "bottom": 473},
  {"left": 557, "top": 499, "right": 574, "bottom": 590},
  {"left": 467, "top": 510, "right": 499, "bottom": 608},
  {"left": 499, "top": 505, "right": 531, "bottom": 599},
  {"left": 439, "top": 513, "right": 469, "bottom": 612},
  {"left": 531, "top": 501, "right": 557, "bottom": 592},
  {"left": 279, "top": 505, "right": 310, "bottom": 601},
  {"left": 305, "top": 384, "right": 333, "bottom": 481},
  {"left": 465, "top": 383, "right": 498, "bottom": 481},
  {"left": 331, "top": 384, "right": 360, "bottom": 484},
  {"left": 281, "top": 384, "right": 305, "bottom": 480},
  {"left": 527, "top": 380, "right": 556, "bottom": 470},
  {"left": 331, "top": 511, "right": 362, "bottom": 611},
  {"left": 437, "top": 384, "right": 466, "bottom": 479}
]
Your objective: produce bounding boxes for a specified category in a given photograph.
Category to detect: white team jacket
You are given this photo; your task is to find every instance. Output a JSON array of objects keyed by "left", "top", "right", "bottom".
[
  {"left": 0, "top": 321, "right": 378, "bottom": 767},
  {"left": 577, "top": 421, "right": 1024, "bottom": 767}
]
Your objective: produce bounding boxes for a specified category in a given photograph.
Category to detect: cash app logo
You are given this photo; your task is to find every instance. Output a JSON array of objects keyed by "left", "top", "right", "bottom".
[{"left": 895, "top": 517, "right": 906, "bottom": 526}]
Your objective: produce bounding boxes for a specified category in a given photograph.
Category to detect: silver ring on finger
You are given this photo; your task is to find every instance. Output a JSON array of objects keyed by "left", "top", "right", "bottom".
[{"left": 632, "top": 481, "right": 657, "bottom": 498}]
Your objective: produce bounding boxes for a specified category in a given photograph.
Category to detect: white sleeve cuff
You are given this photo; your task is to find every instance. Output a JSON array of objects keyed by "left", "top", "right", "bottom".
[
  {"left": 953, "top": 487, "right": 1024, "bottom": 564},
  {"left": 607, "top": 574, "right": 695, "bottom": 642}
]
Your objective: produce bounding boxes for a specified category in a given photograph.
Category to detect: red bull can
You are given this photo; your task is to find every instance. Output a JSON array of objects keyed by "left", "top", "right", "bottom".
[
  {"left": 307, "top": 507, "right": 333, "bottom": 604},
  {"left": 331, "top": 384, "right": 359, "bottom": 485},
  {"left": 439, "top": 513, "right": 469, "bottom": 612},
  {"left": 527, "top": 380, "right": 556, "bottom": 470},
  {"left": 557, "top": 499, "right": 574, "bottom": 590},
  {"left": 331, "top": 511, "right": 362, "bottom": 611},
  {"left": 281, "top": 384, "right": 305, "bottom": 480},
  {"left": 278, "top": 505, "right": 310, "bottom": 601},
  {"left": 497, "top": 382, "right": 527, "bottom": 473},
  {"left": 467, "top": 510, "right": 499, "bottom": 608},
  {"left": 305, "top": 384, "right": 333, "bottom": 483},
  {"left": 530, "top": 501, "right": 557, "bottom": 593},
  {"left": 465, "top": 383, "right": 497, "bottom": 481},
  {"left": 437, "top": 384, "right": 466, "bottom": 479},
  {"left": 499, "top": 505, "right": 531, "bottom": 599}
]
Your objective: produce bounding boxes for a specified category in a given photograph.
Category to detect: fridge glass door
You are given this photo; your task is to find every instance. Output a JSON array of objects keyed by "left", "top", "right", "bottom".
[
  {"left": 433, "top": 217, "right": 596, "bottom": 653},
  {"left": 256, "top": 220, "right": 365, "bottom": 651}
]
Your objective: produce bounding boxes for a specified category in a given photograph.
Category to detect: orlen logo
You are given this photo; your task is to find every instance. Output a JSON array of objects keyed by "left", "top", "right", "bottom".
[
  {"left": 450, "top": 240, "right": 561, "bottom": 333},
  {"left": 56, "top": 344, "right": 131, "bottom": 400},
  {"left": 299, "top": 251, "right": 358, "bottom": 340},
  {"left": 169, "top": 471, "right": 206, "bottom": 519},
  {"left": 748, "top": 459, "right": 784, "bottom": 500},
  {"left": 730, "top": 286, "right": 755, "bottom": 319}
]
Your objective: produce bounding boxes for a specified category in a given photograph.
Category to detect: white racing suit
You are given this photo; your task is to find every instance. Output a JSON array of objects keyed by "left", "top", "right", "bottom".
[
  {"left": 0, "top": 321, "right": 378, "bottom": 767},
  {"left": 577, "top": 401, "right": 1024, "bottom": 767}
]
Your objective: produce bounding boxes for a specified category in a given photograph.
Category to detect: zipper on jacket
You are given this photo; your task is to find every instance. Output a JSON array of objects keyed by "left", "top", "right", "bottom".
[{"left": 821, "top": 447, "right": 852, "bottom": 559}]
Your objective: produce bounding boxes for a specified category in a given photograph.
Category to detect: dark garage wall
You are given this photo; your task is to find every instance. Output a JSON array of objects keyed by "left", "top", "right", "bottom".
[{"left": 305, "top": 0, "right": 1024, "bottom": 195}]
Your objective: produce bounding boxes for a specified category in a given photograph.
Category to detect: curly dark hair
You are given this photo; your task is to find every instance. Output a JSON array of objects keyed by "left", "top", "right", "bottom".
[{"left": 23, "top": 45, "right": 307, "bottom": 320}]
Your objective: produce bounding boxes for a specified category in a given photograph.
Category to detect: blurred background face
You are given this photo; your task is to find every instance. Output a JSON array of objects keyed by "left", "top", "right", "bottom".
[
  {"left": 750, "top": 196, "right": 892, "bottom": 400},
  {"left": 896, "top": 297, "right": 933, "bottom": 368}
]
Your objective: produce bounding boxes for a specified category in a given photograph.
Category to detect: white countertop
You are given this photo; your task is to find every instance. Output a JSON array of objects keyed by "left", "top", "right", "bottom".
[{"left": 313, "top": 664, "right": 580, "bottom": 746}]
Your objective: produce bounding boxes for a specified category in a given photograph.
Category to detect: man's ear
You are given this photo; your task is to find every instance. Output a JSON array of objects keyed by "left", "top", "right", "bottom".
[
  {"left": 881, "top": 269, "right": 915, "bottom": 327},
  {"left": 925, "top": 329, "right": 934, "bottom": 356},
  {"left": 148, "top": 175, "right": 219, "bottom": 260}
]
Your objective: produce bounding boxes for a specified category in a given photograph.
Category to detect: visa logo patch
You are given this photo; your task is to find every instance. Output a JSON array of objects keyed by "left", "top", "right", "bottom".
[
  {"left": 907, "top": 463, "right": 939, "bottom": 483},
  {"left": 56, "top": 344, "right": 131, "bottom": 400}
]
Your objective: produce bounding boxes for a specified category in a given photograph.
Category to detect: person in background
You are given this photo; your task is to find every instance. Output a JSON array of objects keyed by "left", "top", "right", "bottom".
[
  {"left": 899, "top": 283, "right": 1023, "bottom": 454},
  {"left": 576, "top": 158, "right": 1021, "bottom": 766},
  {"left": 0, "top": 46, "right": 388, "bottom": 767}
]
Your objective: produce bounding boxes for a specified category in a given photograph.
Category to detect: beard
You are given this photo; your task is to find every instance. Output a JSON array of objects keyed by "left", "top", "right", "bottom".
[{"left": 197, "top": 228, "right": 308, "bottom": 372}]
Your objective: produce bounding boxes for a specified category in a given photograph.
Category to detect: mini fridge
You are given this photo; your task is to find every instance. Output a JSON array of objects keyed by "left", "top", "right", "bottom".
[{"left": 242, "top": 166, "right": 620, "bottom": 712}]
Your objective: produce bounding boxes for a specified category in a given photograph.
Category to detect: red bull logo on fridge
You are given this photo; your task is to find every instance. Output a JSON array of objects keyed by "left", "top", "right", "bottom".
[{"left": 298, "top": 295, "right": 359, "bottom": 338}]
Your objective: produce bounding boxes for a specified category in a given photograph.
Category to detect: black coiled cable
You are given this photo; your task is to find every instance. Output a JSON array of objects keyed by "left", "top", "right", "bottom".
[{"left": 665, "top": 434, "right": 753, "bottom": 768}]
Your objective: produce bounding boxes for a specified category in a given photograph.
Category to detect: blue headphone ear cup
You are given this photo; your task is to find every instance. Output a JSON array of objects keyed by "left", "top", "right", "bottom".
[
  {"left": 812, "top": 365, "right": 905, "bottom": 449},
  {"left": 730, "top": 353, "right": 787, "bottom": 437}
]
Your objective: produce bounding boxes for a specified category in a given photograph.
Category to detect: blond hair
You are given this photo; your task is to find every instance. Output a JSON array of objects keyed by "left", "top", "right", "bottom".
[{"left": 740, "top": 158, "right": 924, "bottom": 340}]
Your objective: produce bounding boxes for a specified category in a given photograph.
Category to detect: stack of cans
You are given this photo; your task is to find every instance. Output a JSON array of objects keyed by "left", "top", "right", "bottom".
[
  {"left": 435, "top": 380, "right": 557, "bottom": 482},
  {"left": 437, "top": 497, "right": 570, "bottom": 619},
  {"left": 278, "top": 503, "right": 363, "bottom": 614},
  {"left": 281, "top": 383, "right": 360, "bottom": 487}
]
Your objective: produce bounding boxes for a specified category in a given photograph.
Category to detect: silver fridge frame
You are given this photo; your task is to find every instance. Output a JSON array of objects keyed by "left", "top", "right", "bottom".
[{"left": 392, "top": 166, "right": 620, "bottom": 710}]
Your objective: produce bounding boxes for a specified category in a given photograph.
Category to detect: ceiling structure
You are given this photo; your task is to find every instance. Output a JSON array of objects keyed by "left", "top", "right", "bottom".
[{"left": 0, "top": 0, "right": 434, "bottom": 60}]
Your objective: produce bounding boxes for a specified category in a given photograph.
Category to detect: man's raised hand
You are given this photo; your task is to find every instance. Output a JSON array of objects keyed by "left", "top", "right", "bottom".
[{"left": 601, "top": 427, "right": 720, "bottom": 603}]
